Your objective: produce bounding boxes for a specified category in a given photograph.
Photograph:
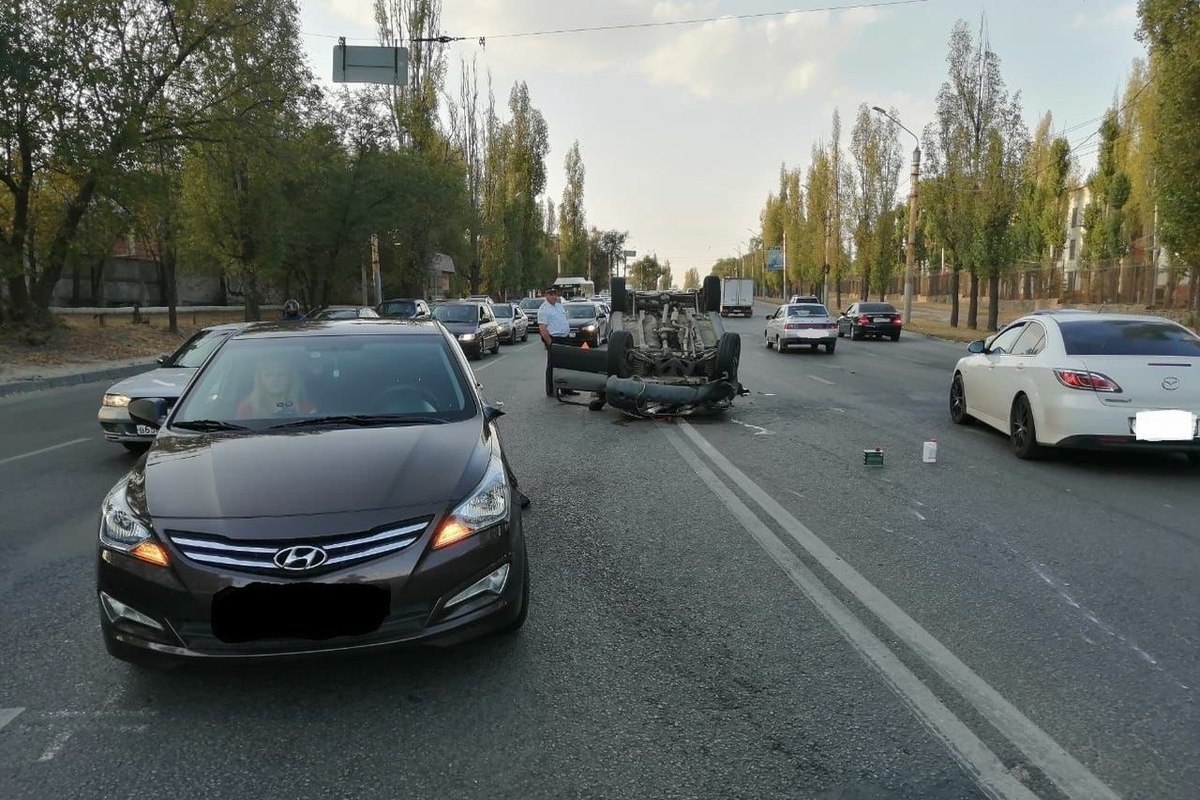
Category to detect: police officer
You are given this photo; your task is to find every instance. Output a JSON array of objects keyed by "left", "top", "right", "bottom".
[
  {"left": 281, "top": 299, "right": 303, "bottom": 321},
  {"left": 536, "top": 287, "right": 575, "bottom": 398}
]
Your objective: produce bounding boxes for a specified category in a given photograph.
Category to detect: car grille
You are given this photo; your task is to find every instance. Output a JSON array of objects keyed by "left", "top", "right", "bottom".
[{"left": 164, "top": 519, "right": 430, "bottom": 575}]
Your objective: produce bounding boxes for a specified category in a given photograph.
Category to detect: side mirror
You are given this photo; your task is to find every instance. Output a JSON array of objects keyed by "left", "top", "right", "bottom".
[
  {"left": 483, "top": 404, "right": 505, "bottom": 424},
  {"left": 967, "top": 339, "right": 986, "bottom": 354},
  {"left": 156, "top": 354, "right": 170, "bottom": 366},
  {"left": 128, "top": 397, "right": 168, "bottom": 427}
]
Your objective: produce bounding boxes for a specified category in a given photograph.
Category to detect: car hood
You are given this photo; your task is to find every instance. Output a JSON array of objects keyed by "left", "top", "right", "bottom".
[
  {"left": 568, "top": 319, "right": 598, "bottom": 327},
  {"left": 439, "top": 321, "right": 482, "bottom": 335},
  {"left": 106, "top": 367, "right": 196, "bottom": 399},
  {"left": 139, "top": 421, "right": 490, "bottom": 522}
]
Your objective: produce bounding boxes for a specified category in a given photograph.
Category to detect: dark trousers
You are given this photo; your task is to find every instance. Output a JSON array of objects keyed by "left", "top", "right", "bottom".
[{"left": 544, "top": 336, "right": 572, "bottom": 396}]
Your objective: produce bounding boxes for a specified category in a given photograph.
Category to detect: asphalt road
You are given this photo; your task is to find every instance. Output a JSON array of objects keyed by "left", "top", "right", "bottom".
[{"left": 0, "top": 304, "right": 1196, "bottom": 800}]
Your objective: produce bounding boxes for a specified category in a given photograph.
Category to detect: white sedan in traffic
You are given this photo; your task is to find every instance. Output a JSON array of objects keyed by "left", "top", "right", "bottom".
[{"left": 949, "top": 311, "right": 1200, "bottom": 463}]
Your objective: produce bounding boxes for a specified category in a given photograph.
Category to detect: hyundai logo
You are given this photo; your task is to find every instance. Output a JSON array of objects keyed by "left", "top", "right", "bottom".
[
  {"left": 1162, "top": 377, "right": 1181, "bottom": 391},
  {"left": 273, "top": 545, "right": 328, "bottom": 571}
]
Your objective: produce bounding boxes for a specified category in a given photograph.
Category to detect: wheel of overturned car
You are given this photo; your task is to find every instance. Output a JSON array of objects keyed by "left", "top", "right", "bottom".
[
  {"left": 607, "top": 330, "right": 634, "bottom": 378},
  {"left": 703, "top": 275, "right": 722, "bottom": 313},
  {"left": 610, "top": 278, "right": 627, "bottom": 313},
  {"left": 714, "top": 332, "right": 741, "bottom": 383}
]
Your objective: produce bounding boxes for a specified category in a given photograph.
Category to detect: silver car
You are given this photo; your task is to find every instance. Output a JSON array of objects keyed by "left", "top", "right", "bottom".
[
  {"left": 491, "top": 302, "right": 530, "bottom": 344},
  {"left": 765, "top": 303, "right": 838, "bottom": 354},
  {"left": 98, "top": 323, "right": 244, "bottom": 451}
]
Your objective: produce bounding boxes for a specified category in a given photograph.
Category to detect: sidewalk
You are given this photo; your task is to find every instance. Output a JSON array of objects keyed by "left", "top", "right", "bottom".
[{"left": 0, "top": 357, "right": 158, "bottom": 398}]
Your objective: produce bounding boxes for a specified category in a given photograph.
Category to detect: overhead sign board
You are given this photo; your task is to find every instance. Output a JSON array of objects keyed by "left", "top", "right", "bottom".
[
  {"left": 766, "top": 247, "right": 784, "bottom": 272},
  {"left": 623, "top": 250, "right": 637, "bottom": 258},
  {"left": 333, "top": 45, "right": 409, "bottom": 86}
]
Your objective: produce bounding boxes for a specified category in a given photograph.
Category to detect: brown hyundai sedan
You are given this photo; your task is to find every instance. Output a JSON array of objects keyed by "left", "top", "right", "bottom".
[{"left": 96, "top": 320, "right": 528, "bottom": 668}]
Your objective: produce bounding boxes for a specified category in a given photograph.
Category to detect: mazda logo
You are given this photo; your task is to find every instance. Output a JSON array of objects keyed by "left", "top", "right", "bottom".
[
  {"left": 273, "top": 545, "right": 328, "bottom": 571},
  {"left": 1162, "top": 377, "right": 1181, "bottom": 391}
]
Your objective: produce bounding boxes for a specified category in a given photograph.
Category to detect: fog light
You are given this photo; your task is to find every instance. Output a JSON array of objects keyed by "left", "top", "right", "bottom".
[
  {"left": 444, "top": 564, "right": 510, "bottom": 608},
  {"left": 99, "top": 592, "right": 165, "bottom": 632}
]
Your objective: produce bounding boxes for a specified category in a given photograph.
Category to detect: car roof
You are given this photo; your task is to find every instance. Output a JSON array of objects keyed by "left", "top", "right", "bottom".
[
  {"left": 202, "top": 322, "right": 250, "bottom": 332},
  {"left": 230, "top": 320, "right": 443, "bottom": 339},
  {"left": 1020, "top": 311, "right": 1182, "bottom": 324}
]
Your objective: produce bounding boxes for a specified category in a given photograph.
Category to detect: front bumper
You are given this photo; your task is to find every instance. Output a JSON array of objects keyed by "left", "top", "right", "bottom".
[
  {"left": 565, "top": 328, "right": 602, "bottom": 346},
  {"left": 455, "top": 338, "right": 484, "bottom": 358},
  {"left": 97, "top": 508, "right": 527, "bottom": 665},
  {"left": 98, "top": 406, "right": 156, "bottom": 443}
]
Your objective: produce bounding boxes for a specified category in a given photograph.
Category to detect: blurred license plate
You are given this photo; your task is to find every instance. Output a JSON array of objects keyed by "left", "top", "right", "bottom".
[
  {"left": 873, "top": 317, "right": 890, "bottom": 323},
  {"left": 135, "top": 425, "right": 156, "bottom": 436},
  {"left": 1133, "top": 410, "right": 1197, "bottom": 441}
]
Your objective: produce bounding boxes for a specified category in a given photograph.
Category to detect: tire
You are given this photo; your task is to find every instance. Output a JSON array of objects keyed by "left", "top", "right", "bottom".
[
  {"left": 714, "top": 332, "right": 741, "bottom": 382},
  {"left": 606, "top": 330, "right": 634, "bottom": 378},
  {"left": 949, "top": 374, "right": 973, "bottom": 425},
  {"left": 491, "top": 336, "right": 501, "bottom": 355},
  {"left": 851, "top": 326, "right": 864, "bottom": 341},
  {"left": 837, "top": 325, "right": 845, "bottom": 338},
  {"left": 891, "top": 332, "right": 901, "bottom": 342},
  {"left": 765, "top": 334, "right": 773, "bottom": 350},
  {"left": 122, "top": 442, "right": 150, "bottom": 454},
  {"left": 610, "top": 278, "right": 628, "bottom": 313},
  {"left": 810, "top": 343, "right": 818, "bottom": 351},
  {"left": 825, "top": 342, "right": 836, "bottom": 354},
  {"left": 1010, "top": 395, "right": 1044, "bottom": 460},
  {"left": 703, "top": 275, "right": 722, "bottom": 313},
  {"left": 1186, "top": 452, "right": 1200, "bottom": 468},
  {"left": 776, "top": 335, "right": 786, "bottom": 354}
]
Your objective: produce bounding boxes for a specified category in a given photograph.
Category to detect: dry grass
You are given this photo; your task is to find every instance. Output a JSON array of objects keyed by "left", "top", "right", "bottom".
[
  {"left": 905, "top": 320, "right": 992, "bottom": 344},
  {"left": 0, "top": 310, "right": 246, "bottom": 377}
]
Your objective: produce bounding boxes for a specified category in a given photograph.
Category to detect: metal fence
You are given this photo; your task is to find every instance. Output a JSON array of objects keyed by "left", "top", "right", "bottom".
[{"left": 834, "top": 265, "right": 1196, "bottom": 309}]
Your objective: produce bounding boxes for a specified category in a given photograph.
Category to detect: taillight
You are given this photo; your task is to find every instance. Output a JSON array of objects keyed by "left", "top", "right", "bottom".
[
  {"left": 858, "top": 316, "right": 871, "bottom": 325},
  {"left": 1054, "top": 369, "right": 1123, "bottom": 393},
  {"left": 826, "top": 323, "right": 837, "bottom": 330},
  {"left": 893, "top": 316, "right": 903, "bottom": 326},
  {"left": 785, "top": 323, "right": 801, "bottom": 330}
]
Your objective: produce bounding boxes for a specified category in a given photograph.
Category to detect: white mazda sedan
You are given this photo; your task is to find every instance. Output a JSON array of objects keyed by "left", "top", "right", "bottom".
[{"left": 949, "top": 311, "right": 1200, "bottom": 463}]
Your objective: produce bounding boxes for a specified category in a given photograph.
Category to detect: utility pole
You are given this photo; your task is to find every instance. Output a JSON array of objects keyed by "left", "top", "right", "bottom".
[
  {"left": 370, "top": 233, "right": 382, "bottom": 306},
  {"left": 782, "top": 229, "right": 789, "bottom": 301},
  {"left": 822, "top": 210, "right": 832, "bottom": 304},
  {"left": 872, "top": 106, "right": 920, "bottom": 324}
]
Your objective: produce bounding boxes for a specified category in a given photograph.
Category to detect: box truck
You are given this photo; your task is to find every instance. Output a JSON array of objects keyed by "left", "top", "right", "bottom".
[{"left": 719, "top": 277, "right": 754, "bottom": 317}]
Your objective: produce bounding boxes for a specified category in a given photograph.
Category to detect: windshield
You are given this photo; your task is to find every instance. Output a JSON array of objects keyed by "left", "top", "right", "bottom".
[
  {"left": 1059, "top": 320, "right": 1200, "bottom": 356},
  {"left": 433, "top": 304, "right": 479, "bottom": 324},
  {"left": 859, "top": 304, "right": 898, "bottom": 314},
  {"left": 518, "top": 298, "right": 544, "bottom": 310},
  {"left": 379, "top": 300, "right": 417, "bottom": 318},
  {"left": 787, "top": 304, "right": 829, "bottom": 317},
  {"left": 173, "top": 334, "right": 475, "bottom": 428},
  {"left": 168, "top": 329, "right": 233, "bottom": 368},
  {"left": 565, "top": 304, "right": 597, "bottom": 319},
  {"left": 491, "top": 304, "right": 513, "bottom": 318}
]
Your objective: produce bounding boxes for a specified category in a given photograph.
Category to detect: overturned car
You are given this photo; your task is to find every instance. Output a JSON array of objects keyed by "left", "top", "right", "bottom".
[{"left": 548, "top": 276, "right": 744, "bottom": 417}]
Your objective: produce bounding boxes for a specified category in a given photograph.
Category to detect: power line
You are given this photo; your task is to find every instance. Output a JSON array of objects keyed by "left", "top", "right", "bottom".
[{"left": 301, "top": 0, "right": 933, "bottom": 44}]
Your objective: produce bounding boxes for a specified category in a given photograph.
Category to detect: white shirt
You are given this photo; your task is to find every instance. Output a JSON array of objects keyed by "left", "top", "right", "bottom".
[{"left": 537, "top": 300, "right": 570, "bottom": 336}]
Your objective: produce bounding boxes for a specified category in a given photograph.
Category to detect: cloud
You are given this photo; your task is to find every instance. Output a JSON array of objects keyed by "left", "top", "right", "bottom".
[{"left": 1071, "top": 2, "right": 1137, "bottom": 30}]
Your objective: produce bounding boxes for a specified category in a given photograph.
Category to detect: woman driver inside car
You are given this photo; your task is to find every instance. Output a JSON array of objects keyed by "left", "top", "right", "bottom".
[{"left": 236, "top": 358, "right": 316, "bottom": 419}]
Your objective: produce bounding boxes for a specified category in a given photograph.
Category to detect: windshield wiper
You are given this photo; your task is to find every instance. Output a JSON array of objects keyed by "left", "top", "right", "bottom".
[
  {"left": 172, "top": 419, "right": 249, "bottom": 432},
  {"left": 269, "top": 414, "right": 447, "bottom": 430}
]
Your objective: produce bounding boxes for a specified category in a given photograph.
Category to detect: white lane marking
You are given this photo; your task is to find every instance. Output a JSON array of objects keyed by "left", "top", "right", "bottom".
[
  {"left": 663, "top": 429, "right": 1039, "bottom": 800},
  {"left": 678, "top": 421, "right": 1122, "bottom": 800},
  {"left": 0, "top": 438, "right": 90, "bottom": 467},
  {"left": 807, "top": 374, "right": 836, "bottom": 386},
  {"left": 1031, "top": 563, "right": 1166, "bottom": 672},
  {"left": 915, "top": 500, "right": 926, "bottom": 507},
  {"left": 0, "top": 707, "right": 24, "bottom": 731},
  {"left": 473, "top": 355, "right": 507, "bottom": 372},
  {"left": 730, "top": 419, "right": 773, "bottom": 436},
  {"left": 913, "top": 510, "right": 927, "bottom": 521},
  {"left": 787, "top": 489, "right": 804, "bottom": 499},
  {"left": 37, "top": 729, "right": 73, "bottom": 762}
]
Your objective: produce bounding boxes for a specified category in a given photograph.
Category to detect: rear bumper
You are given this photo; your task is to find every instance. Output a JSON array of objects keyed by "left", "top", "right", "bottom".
[
  {"left": 1054, "top": 435, "right": 1200, "bottom": 453},
  {"left": 1038, "top": 396, "right": 1200, "bottom": 447},
  {"left": 721, "top": 306, "right": 752, "bottom": 316},
  {"left": 854, "top": 323, "right": 902, "bottom": 335},
  {"left": 783, "top": 333, "right": 836, "bottom": 345}
]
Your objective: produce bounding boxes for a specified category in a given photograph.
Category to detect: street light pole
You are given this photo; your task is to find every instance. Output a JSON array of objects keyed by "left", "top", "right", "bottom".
[{"left": 872, "top": 106, "right": 920, "bottom": 325}]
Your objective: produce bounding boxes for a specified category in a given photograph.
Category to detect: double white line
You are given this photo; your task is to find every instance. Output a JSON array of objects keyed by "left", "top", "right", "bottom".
[{"left": 665, "top": 421, "right": 1120, "bottom": 800}]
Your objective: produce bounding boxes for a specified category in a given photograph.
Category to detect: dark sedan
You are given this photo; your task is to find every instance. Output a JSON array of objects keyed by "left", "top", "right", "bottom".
[
  {"left": 98, "top": 320, "right": 529, "bottom": 668},
  {"left": 517, "top": 297, "right": 544, "bottom": 327},
  {"left": 837, "top": 302, "right": 904, "bottom": 341},
  {"left": 432, "top": 301, "right": 501, "bottom": 359},
  {"left": 563, "top": 302, "right": 609, "bottom": 346}
]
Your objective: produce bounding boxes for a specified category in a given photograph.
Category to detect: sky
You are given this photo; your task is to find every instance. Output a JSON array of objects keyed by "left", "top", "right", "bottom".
[{"left": 298, "top": 0, "right": 1146, "bottom": 285}]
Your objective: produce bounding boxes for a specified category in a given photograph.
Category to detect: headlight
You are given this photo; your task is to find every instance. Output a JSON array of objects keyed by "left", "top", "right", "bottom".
[
  {"left": 100, "top": 480, "right": 169, "bottom": 567},
  {"left": 583, "top": 324, "right": 597, "bottom": 332},
  {"left": 433, "top": 455, "right": 508, "bottom": 549},
  {"left": 458, "top": 333, "right": 477, "bottom": 342},
  {"left": 103, "top": 393, "right": 131, "bottom": 408}
]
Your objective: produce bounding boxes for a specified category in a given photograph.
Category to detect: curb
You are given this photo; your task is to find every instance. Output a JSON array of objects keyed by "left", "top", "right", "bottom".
[{"left": 0, "top": 361, "right": 157, "bottom": 399}]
